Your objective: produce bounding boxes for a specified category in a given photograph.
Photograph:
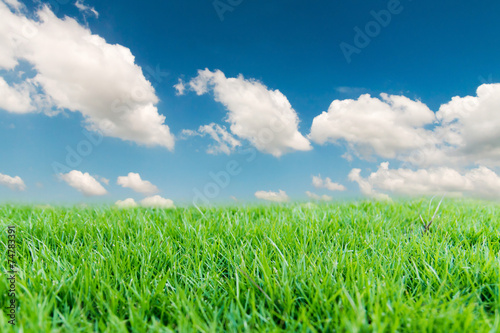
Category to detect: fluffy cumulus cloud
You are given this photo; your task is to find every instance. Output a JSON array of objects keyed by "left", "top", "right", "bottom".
[
  {"left": 117, "top": 172, "right": 159, "bottom": 195},
  {"left": 59, "top": 170, "right": 107, "bottom": 196},
  {"left": 0, "top": 172, "right": 26, "bottom": 191},
  {"left": 349, "top": 162, "right": 500, "bottom": 200},
  {"left": 115, "top": 198, "right": 137, "bottom": 208},
  {"left": 309, "top": 83, "right": 500, "bottom": 170},
  {"left": 140, "top": 195, "right": 175, "bottom": 208},
  {"left": 255, "top": 190, "right": 289, "bottom": 203},
  {"left": 309, "top": 93, "right": 436, "bottom": 159},
  {"left": 312, "top": 175, "right": 346, "bottom": 191},
  {"left": 0, "top": 1, "right": 174, "bottom": 149},
  {"left": 432, "top": 83, "right": 500, "bottom": 167},
  {"left": 181, "top": 123, "right": 241, "bottom": 155},
  {"left": 305, "top": 191, "right": 332, "bottom": 201},
  {"left": 185, "top": 69, "right": 312, "bottom": 157}
]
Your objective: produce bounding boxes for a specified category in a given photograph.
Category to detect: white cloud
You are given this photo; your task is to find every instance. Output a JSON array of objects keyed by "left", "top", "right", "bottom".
[
  {"left": 173, "top": 78, "right": 186, "bottom": 96},
  {"left": 0, "top": 0, "right": 26, "bottom": 70},
  {"left": 0, "top": 2, "right": 175, "bottom": 149},
  {"left": 309, "top": 83, "right": 500, "bottom": 170},
  {"left": 348, "top": 168, "right": 391, "bottom": 201},
  {"left": 59, "top": 170, "right": 107, "bottom": 196},
  {"left": 312, "top": 175, "right": 346, "bottom": 191},
  {"left": 115, "top": 198, "right": 138, "bottom": 208},
  {"left": 74, "top": 0, "right": 99, "bottom": 18},
  {"left": 0, "top": 77, "right": 34, "bottom": 113},
  {"left": 254, "top": 190, "right": 289, "bottom": 203},
  {"left": 0, "top": 172, "right": 26, "bottom": 191},
  {"left": 432, "top": 83, "right": 500, "bottom": 167},
  {"left": 117, "top": 172, "right": 159, "bottom": 195},
  {"left": 305, "top": 191, "right": 332, "bottom": 201},
  {"left": 100, "top": 177, "right": 109, "bottom": 185},
  {"left": 3, "top": 0, "right": 21, "bottom": 11},
  {"left": 335, "top": 86, "right": 368, "bottom": 95},
  {"left": 182, "top": 123, "right": 241, "bottom": 155},
  {"left": 349, "top": 162, "right": 500, "bottom": 200},
  {"left": 309, "top": 93, "right": 436, "bottom": 159},
  {"left": 186, "top": 69, "right": 312, "bottom": 157},
  {"left": 140, "top": 195, "right": 175, "bottom": 208}
]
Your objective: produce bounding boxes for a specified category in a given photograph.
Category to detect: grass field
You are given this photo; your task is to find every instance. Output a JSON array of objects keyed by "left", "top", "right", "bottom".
[{"left": 0, "top": 199, "right": 499, "bottom": 332}]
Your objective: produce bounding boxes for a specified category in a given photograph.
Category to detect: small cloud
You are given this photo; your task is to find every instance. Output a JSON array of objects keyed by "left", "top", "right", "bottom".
[
  {"left": 115, "top": 198, "right": 138, "bottom": 208},
  {"left": 74, "top": 0, "right": 99, "bottom": 18},
  {"left": 59, "top": 170, "right": 107, "bottom": 196},
  {"left": 179, "top": 129, "right": 200, "bottom": 139},
  {"left": 312, "top": 175, "right": 346, "bottom": 191},
  {"left": 0, "top": 173, "right": 26, "bottom": 191},
  {"left": 305, "top": 191, "right": 332, "bottom": 202},
  {"left": 335, "top": 86, "right": 368, "bottom": 95},
  {"left": 140, "top": 195, "right": 175, "bottom": 208},
  {"left": 117, "top": 172, "right": 159, "bottom": 195},
  {"left": 341, "top": 152, "right": 354, "bottom": 162},
  {"left": 255, "top": 190, "right": 289, "bottom": 203},
  {"left": 182, "top": 123, "right": 241, "bottom": 155},
  {"left": 100, "top": 177, "right": 109, "bottom": 185},
  {"left": 174, "top": 78, "right": 186, "bottom": 96}
]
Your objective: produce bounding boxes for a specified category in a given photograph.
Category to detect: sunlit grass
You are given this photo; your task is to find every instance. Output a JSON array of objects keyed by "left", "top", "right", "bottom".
[{"left": 0, "top": 199, "right": 499, "bottom": 332}]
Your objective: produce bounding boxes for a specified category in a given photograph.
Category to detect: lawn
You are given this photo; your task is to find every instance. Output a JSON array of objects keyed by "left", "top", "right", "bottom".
[{"left": 0, "top": 199, "right": 499, "bottom": 332}]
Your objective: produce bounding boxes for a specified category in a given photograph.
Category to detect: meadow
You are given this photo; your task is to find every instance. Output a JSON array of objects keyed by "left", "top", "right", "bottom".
[{"left": 0, "top": 199, "right": 499, "bottom": 332}]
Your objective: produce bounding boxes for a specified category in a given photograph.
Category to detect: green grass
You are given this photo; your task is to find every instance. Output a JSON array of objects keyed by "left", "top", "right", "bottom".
[{"left": 0, "top": 199, "right": 499, "bottom": 332}]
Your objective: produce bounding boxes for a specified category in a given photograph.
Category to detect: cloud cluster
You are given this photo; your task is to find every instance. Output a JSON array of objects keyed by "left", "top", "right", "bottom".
[
  {"left": 312, "top": 175, "right": 346, "bottom": 191},
  {"left": 117, "top": 172, "right": 159, "bottom": 195},
  {"left": 308, "top": 84, "right": 500, "bottom": 200},
  {"left": 57, "top": 170, "right": 176, "bottom": 206},
  {"left": 255, "top": 190, "right": 289, "bottom": 203},
  {"left": 0, "top": 172, "right": 26, "bottom": 191},
  {"left": 0, "top": 1, "right": 174, "bottom": 149},
  {"left": 349, "top": 162, "right": 500, "bottom": 200},
  {"left": 185, "top": 69, "right": 312, "bottom": 157},
  {"left": 309, "top": 84, "right": 500, "bottom": 169},
  {"left": 59, "top": 170, "right": 107, "bottom": 196}
]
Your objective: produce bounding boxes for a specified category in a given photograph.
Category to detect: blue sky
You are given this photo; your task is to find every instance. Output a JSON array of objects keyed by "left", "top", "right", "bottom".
[{"left": 1, "top": 0, "right": 500, "bottom": 205}]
